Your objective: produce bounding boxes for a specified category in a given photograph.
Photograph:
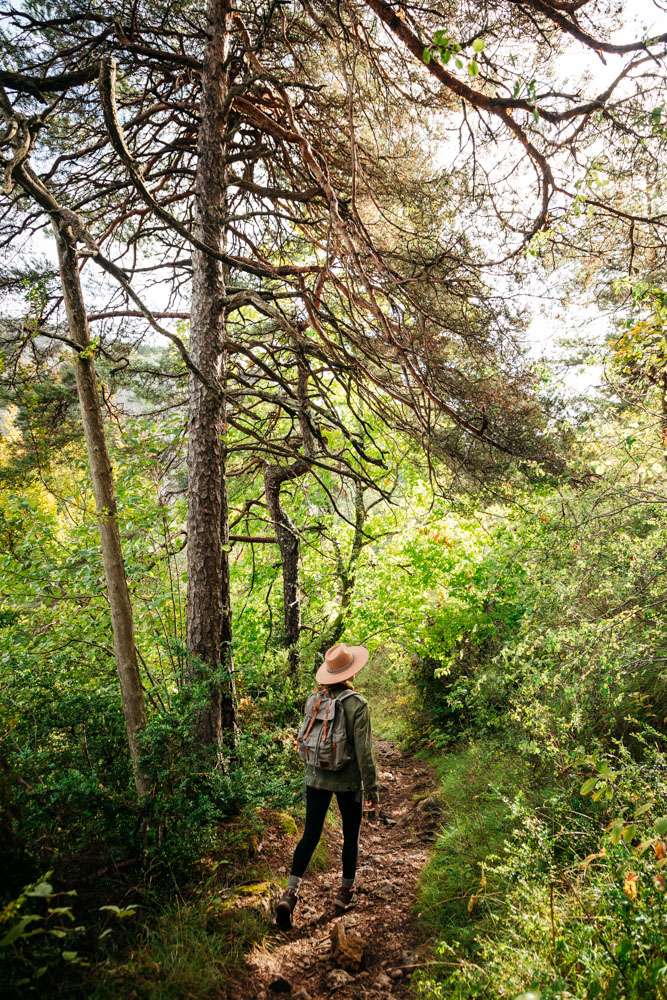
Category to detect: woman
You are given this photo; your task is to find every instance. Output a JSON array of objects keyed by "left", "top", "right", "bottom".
[{"left": 275, "top": 642, "right": 380, "bottom": 929}]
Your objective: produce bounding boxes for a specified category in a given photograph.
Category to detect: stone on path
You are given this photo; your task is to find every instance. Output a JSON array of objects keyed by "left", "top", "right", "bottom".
[
  {"left": 326, "top": 967, "right": 354, "bottom": 990},
  {"left": 414, "top": 792, "right": 444, "bottom": 815},
  {"left": 330, "top": 920, "right": 365, "bottom": 971}
]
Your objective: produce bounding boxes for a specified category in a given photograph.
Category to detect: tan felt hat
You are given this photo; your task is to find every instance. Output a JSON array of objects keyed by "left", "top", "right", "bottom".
[{"left": 315, "top": 641, "right": 369, "bottom": 685}]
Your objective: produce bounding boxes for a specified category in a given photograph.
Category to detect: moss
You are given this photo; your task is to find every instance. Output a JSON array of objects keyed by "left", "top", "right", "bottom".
[
  {"left": 221, "top": 881, "right": 280, "bottom": 917},
  {"left": 309, "top": 836, "right": 330, "bottom": 872},
  {"left": 273, "top": 811, "right": 298, "bottom": 837}
]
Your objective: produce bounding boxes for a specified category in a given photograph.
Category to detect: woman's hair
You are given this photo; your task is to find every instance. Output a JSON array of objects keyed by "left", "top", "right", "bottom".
[{"left": 318, "top": 678, "right": 355, "bottom": 695}]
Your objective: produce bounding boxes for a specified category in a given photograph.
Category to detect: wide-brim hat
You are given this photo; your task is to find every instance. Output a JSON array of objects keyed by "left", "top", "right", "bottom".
[{"left": 315, "top": 642, "right": 369, "bottom": 685}]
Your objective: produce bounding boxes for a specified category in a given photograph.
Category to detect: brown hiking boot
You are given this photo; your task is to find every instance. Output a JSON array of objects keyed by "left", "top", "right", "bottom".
[
  {"left": 275, "top": 888, "right": 299, "bottom": 929},
  {"left": 334, "top": 885, "right": 358, "bottom": 910}
]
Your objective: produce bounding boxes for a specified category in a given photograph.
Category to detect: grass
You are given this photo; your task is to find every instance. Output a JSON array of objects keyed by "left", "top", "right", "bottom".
[
  {"left": 89, "top": 898, "right": 269, "bottom": 1000},
  {"left": 415, "top": 738, "right": 535, "bottom": 946}
]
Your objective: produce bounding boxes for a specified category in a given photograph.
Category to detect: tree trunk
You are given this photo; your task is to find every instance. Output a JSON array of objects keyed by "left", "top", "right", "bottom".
[
  {"left": 263, "top": 363, "right": 315, "bottom": 677},
  {"left": 53, "top": 223, "right": 149, "bottom": 798},
  {"left": 317, "top": 480, "right": 367, "bottom": 658},
  {"left": 263, "top": 466, "right": 304, "bottom": 676},
  {"left": 186, "top": 0, "right": 237, "bottom": 745}
]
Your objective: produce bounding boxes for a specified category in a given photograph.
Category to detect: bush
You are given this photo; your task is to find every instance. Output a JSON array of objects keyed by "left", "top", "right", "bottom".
[{"left": 416, "top": 734, "right": 667, "bottom": 1000}]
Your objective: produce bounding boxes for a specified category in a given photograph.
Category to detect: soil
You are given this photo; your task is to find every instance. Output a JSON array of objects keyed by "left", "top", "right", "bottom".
[{"left": 227, "top": 738, "right": 441, "bottom": 1000}]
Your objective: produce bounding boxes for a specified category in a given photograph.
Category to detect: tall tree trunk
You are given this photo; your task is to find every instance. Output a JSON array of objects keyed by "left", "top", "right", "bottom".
[
  {"left": 263, "top": 466, "right": 304, "bottom": 676},
  {"left": 263, "top": 363, "right": 315, "bottom": 677},
  {"left": 53, "top": 222, "right": 149, "bottom": 797},
  {"left": 186, "top": 0, "right": 237, "bottom": 745},
  {"left": 317, "top": 479, "right": 368, "bottom": 657}
]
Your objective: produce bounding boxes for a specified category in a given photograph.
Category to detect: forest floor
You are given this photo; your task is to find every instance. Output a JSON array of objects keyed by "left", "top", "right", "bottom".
[{"left": 227, "top": 738, "right": 441, "bottom": 1000}]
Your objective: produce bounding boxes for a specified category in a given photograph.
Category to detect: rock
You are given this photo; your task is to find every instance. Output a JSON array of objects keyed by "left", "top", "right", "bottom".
[
  {"left": 375, "top": 972, "right": 392, "bottom": 989},
  {"left": 269, "top": 975, "right": 292, "bottom": 993},
  {"left": 269, "top": 810, "right": 298, "bottom": 837},
  {"left": 401, "top": 950, "right": 418, "bottom": 966},
  {"left": 293, "top": 991, "right": 312, "bottom": 1000},
  {"left": 220, "top": 881, "right": 281, "bottom": 919},
  {"left": 389, "top": 968, "right": 403, "bottom": 980},
  {"left": 414, "top": 792, "right": 444, "bottom": 816},
  {"left": 330, "top": 921, "right": 365, "bottom": 972},
  {"left": 372, "top": 879, "right": 393, "bottom": 899},
  {"left": 326, "top": 968, "right": 354, "bottom": 991}
]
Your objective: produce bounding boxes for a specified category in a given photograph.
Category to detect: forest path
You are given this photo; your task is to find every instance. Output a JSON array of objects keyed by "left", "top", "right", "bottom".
[{"left": 229, "top": 739, "right": 441, "bottom": 1000}]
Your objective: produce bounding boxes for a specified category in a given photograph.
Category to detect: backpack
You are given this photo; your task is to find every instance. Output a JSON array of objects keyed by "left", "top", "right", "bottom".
[{"left": 297, "top": 688, "right": 357, "bottom": 771}]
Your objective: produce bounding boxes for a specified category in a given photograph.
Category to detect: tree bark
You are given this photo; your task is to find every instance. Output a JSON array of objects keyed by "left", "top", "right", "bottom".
[
  {"left": 263, "top": 464, "right": 306, "bottom": 676},
  {"left": 53, "top": 222, "right": 149, "bottom": 798},
  {"left": 263, "top": 362, "right": 315, "bottom": 677},
  {"left": 317, "top": 479, "right": 368, "bottom": 657},
  {"left": 186, "top": 0, "right": 237, "bottom": 744}
]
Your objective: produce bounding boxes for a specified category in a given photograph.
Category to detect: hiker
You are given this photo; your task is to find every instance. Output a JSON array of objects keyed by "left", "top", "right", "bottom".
[{"left": 275, "top": 642, "right": 380, "bottom": 929}]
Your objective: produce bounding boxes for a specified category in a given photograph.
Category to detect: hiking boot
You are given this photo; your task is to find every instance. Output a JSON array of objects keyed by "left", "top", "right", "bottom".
[
  {"left": 275, "top": 888, "right": 299, "bottom": 929},
  {"left": 334, "top": 885, "right": 358, "bottom": 910}
]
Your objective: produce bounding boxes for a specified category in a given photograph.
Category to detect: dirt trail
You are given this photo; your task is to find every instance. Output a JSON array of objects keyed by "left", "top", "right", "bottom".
[{"left": 229, "top": 739, "right": 441, "bottom": 1000}]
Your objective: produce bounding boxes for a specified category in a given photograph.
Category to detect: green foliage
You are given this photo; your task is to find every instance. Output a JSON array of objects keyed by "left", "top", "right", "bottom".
[
  {"left": 415, "top": 738, "right": 667, "bottom": 1000},
  {"left": 0, "top": 872, "right": 141, "bottom": 997},
  {"left": 86, "top": 897, "right": 269, "bottom": 1000}
]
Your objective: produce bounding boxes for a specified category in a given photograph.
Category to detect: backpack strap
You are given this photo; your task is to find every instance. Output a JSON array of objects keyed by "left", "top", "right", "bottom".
[
  {"left": 321, "top": 697, "right": 334, "bottom": 742},
  {"left": 303, "top": 695, "right": 323, "bottom": 741}
]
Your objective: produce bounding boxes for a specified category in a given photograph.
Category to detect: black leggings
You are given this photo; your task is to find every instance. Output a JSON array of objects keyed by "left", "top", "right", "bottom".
[{"left": 291, "top": 786, "right": 363, "bottom": 881}]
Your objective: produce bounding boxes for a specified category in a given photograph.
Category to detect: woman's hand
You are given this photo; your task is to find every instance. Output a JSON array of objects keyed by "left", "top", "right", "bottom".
[{"left": 365, "top": 797, "right": 379, "bottom": 812}]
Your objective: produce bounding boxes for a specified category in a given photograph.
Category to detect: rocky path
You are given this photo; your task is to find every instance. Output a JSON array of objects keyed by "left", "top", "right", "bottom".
[{"left": 228, "top": 739, "right": 441, "bottom": 1000}]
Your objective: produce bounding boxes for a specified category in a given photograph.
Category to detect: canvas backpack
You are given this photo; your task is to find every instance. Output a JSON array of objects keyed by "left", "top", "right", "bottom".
[{"left": 297, "top": 688, "right": 357, "bottom": 771}]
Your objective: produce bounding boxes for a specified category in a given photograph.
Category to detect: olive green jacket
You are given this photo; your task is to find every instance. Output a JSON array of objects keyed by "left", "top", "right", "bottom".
[{"left": 303, "top": 685, "right": 379, "bottom": 802}]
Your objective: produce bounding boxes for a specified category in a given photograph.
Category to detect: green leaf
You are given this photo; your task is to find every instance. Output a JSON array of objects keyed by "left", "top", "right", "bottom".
[
  {"left": 622, "top": 824, "right": 637, "bottom": 843},
  {"left": 654, "top": 817, "right": 667, "bottom": 835},
  {"left": 27, "top": 882, "right": 53, "bottom": 897},
  {"left": 62, "top": 951, "right": 79, "bottom": 961},
  {"left": 455, "top": 58, "right": 463, "bottom": 69},
  {"left": 610, "top": 821, "right": 624, "bottom": 845},
  {"left": 0, "top": 915, "right": 41, "bottom": 947},
  {"left": 468, "top": 60, "right": 479, "bottom": 77},
  {"left": 423, "top": 47, "right": 431, "bottom": 64},
  {"left": 580, "top": 776, "right": 598, "bottom": 795},
  {"left": 472, "top": 38, "right": 484, "bottom": 53}
]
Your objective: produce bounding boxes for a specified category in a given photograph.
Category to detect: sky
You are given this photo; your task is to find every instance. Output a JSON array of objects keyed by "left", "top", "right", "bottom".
[
  {"left": 3, "top": 0, "right": 665, "bottom": 404},
  {"left": 524, "top": 0, "right": 667, "bottom": 395}
]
